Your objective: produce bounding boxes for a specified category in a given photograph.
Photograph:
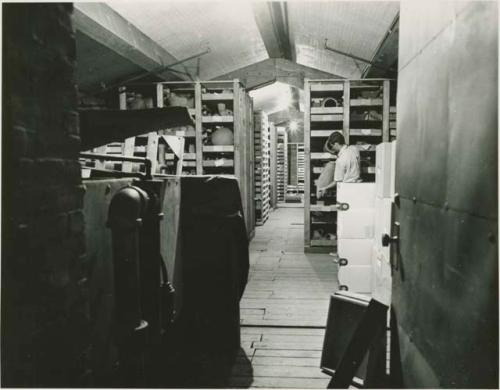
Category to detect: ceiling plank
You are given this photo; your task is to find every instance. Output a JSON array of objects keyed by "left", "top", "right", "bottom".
[
  {"left": 363, "top": 14, "right": 399, "bottom": 78},
  {"left": 252, "top": 2, "right": 283, "bottom": 58},
  {"left": 252, "top": 2, "right": 295, "bottom": 60},
  {"left": 74, "top": 3, "right": 188, "bottom": 81}
]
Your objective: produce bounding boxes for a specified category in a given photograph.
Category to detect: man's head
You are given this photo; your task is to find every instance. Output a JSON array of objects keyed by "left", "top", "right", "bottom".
[{"left": 324, "top": 131, "right": 345, "bottom": 154}]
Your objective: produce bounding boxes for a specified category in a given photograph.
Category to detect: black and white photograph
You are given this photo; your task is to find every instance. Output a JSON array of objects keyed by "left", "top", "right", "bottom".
[{"left": 1, "top": 0, "right": 498, "bottom": 388}]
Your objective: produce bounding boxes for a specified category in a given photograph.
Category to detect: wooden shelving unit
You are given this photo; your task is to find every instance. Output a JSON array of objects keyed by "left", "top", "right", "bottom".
[
  {"left": 276, "top": 128, "right": 288, "bottom": 203},
  {"left": 304, "top": 78, "right": 396, "bottom": 252},
  {"left": 82, "top": 79, "right": 255, "bottom": 239},
  {"left": 254, "top": 111, "right": 271, "bottom": 226},
  {"left": 286, "top": 142, "right": 305, "bottom": 198},
  {"left": 199, "top": 80, "right": 255, "bottom": 238}
]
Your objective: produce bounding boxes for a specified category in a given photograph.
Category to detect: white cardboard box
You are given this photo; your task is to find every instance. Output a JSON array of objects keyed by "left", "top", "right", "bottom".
[
  {"left": 337, "top": 183, "right": 376, "bottom": 208},
  {"left": 390, "top": 140, "right": 397, "bottom": 198},
  {"left": 337, "top": 238, "right": 374, "bottom": 266},
  {"left": 375, "top": 142, "right": 393, "bottom": 199},
  {"left": 338, "top": 265, "right": 372, "bottom": 293},
  {"left": 371, "top": 246, "right": 392, "bottom": 306},
  {"left": 373, "top": 198, "right": 393, "bottom": 261},
  {"left": 338, "top": 209, "right": 375, "bottom": 239}
]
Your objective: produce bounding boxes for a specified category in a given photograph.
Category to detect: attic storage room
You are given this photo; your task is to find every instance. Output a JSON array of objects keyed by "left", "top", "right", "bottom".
[{"left": 1, "top": 0, "right": 498, "bottom": 389}]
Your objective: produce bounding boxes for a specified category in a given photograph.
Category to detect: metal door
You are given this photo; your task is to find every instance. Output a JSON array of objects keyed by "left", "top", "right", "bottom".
[{"left": 390, "top": 2, "right": 498, "bottom": 387}]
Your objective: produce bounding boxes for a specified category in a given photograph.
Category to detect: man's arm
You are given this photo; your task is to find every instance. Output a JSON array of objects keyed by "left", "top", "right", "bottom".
[{"left": 317, "top": 180, "right": 337, "bottom": 199}]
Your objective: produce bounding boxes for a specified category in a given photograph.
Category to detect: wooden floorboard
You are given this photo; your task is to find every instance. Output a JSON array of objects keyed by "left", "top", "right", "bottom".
[{"left": 229, "top": 207, "right": 338, "bottom": 388}]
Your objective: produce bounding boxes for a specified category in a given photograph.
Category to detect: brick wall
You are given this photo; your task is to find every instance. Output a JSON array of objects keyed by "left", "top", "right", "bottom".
[{"left": 2, "top": 4, "right": 90, "bottom": 386}]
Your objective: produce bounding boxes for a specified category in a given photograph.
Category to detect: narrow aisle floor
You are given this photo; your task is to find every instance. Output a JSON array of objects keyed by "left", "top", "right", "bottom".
[{"left": 230, "top": 207, "right": 339, "bottom": 388}]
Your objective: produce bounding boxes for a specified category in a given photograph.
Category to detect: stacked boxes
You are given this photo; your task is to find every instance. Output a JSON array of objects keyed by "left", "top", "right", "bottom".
[
  {"left": 371, "top": 141, "right": 397, "bottom": 306},
  {"left": 337, "top": 183, "right": 376, "bottom": 293}
]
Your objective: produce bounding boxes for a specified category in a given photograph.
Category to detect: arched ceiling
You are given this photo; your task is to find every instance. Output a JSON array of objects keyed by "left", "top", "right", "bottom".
[{"left": 75, "top": 1, "right": 400, "bottom": 112}]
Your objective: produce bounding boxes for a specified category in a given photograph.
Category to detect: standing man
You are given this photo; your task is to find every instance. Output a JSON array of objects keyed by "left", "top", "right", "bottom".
[{"left": 317, "top": 132, "right": 361, "bottom": 199}]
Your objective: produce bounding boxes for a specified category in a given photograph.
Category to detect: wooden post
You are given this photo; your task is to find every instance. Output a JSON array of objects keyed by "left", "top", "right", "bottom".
[
  {"left": 176, "top": 137, "right": 185, "bottom": 177},
  {"left": 304, "top": 79, "right": 311, "bottom": 248},
  {"left": 120, "top": 86, "right": 135, "bottom": 172},
  {"left": 233, "top": 79, "right": 241, "bottom": 181},
  {"left": 382, "top": 80, "right": 390, "bottom": 143},
  {"left": 343, "top": 80, "right": 350, "bottom": 144},
  {"left": 270, "top": 122, "right": 277, "bottom": 209},
  {"left": 156, "top": 82, "right": 164, "bottom": 108},
  {"left": 195, "top": 81, "right": 203, "bottom": 175},
  {"left": 156, "top": 83, "right": 165, "bottom": 173}
]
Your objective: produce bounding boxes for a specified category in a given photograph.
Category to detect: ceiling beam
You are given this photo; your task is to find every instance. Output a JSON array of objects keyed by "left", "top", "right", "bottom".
[
  {"left": 363, "top": 14, "right": 399, "bottom": 78},
  {"left": 73, "top": 3, "right": 189, "bottom": 81},
  {"left": 214, "top": 58, "right": 342, "bottom": 90},
  {"left": 252, "top": 2, "right": 295, "bottom": 61}
]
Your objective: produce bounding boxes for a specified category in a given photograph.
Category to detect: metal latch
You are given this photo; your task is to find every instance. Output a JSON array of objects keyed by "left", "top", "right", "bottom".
[
  {"left": 336, "top": 202, "right": 349, "bottom": 211},
  {"left": 382, "top": 233, "right": 398, "bottom": 247}
]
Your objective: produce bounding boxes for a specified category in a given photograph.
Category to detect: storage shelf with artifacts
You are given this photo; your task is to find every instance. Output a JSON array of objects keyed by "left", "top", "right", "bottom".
[
  {"left": 276, "top": 128, "right": 288, "bottom": 203},
  {"left": 304, "top": 78, "right": 396, "bottom": 252},
  {"left": 254, "top": 111, "right": 271, "bottom": 226},
  {"left": 84, "top": 79, "right": 255, "bottom": 239},
  {"left": 199, "top": 79, "right": 255, "bottom": 238}
]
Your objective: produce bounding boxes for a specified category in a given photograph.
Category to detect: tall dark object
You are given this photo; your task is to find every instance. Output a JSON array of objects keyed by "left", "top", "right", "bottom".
[{"left": 173, "top": 176, "right": 249, "bottom": 387}]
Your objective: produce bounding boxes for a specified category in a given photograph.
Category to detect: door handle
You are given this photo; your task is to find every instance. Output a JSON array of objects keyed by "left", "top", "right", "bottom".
[
  {"left": 336, "top": 202, "right": 349, "bottom": 211},
  {"left": 381, "top": 233, "right": 398, "bottom": 247}
]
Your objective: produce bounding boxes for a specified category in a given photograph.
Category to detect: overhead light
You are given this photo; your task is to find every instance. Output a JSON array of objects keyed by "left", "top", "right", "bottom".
[{"left": 289, "top": 121, "right": 298, "bottom": 132}]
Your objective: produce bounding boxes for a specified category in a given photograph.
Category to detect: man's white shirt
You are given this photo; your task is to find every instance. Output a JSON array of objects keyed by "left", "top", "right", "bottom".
[{"left": 334, "top": 145, "right": 361, "bottom": 183}]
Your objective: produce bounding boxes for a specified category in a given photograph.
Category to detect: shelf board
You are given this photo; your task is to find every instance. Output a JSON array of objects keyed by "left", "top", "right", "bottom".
[
  {"left": 350, "top": 98, "right": 383, "bottom": 107},
  {"left": 165, "top": 152, "right": 195, "bottom": 160},
  {"left": 182, "top": 161, "right": 196, "bottom": 167},
  {"left": 310, "top": 205, "right": 338, "bottom": 212},
  {"left": 311, "top": 152, "right": 333, "bottom": 160},
  {"left": 355, "top": 145, "right": 377, "bottom": 152},
  {"left": 310, "top": 107, "right": 343, "bottom": 114},
  {"left": 203, "top": 145, "right": 234, "bottom": 152},
  {"left": 310, "top": 83, "right": 343, "bottom": 92},
  {"left": 362, "top": 166, "right": 376, "bottom": 174},
  {"left": 350, "top": 129, "right": 382, "bottom": 136},
  {"left": 203, "top": 159, "right": 234, "bottom": 167},
  {"left": 169, "top": 129, "right": 195, "bottom": 137},
  {"left": 311, "top": 114, "right": 343, "bottom": 122},
  {"left": 311, "top": 130, "right": 338, "bottom": 137},
  {"left": 202, "top": 93, "right": 234, "bottom": 101},
  {"left": 202, "top": 115, "right": 233, "bottom": 123},
  {"left": 310, "top": 239, "right": 336, "bottom": 246}
]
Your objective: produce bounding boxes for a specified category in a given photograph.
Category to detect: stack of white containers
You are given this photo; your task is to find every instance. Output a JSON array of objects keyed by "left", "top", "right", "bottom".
[
  {"left": 371, "top": 141, "right": 397, "bottom": 305},
  {"left": 336, "top": 141, "right": 397, "bottom": 296},
  {"left": 336, "top": 182, "right": 376, "bottom": 293}
]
